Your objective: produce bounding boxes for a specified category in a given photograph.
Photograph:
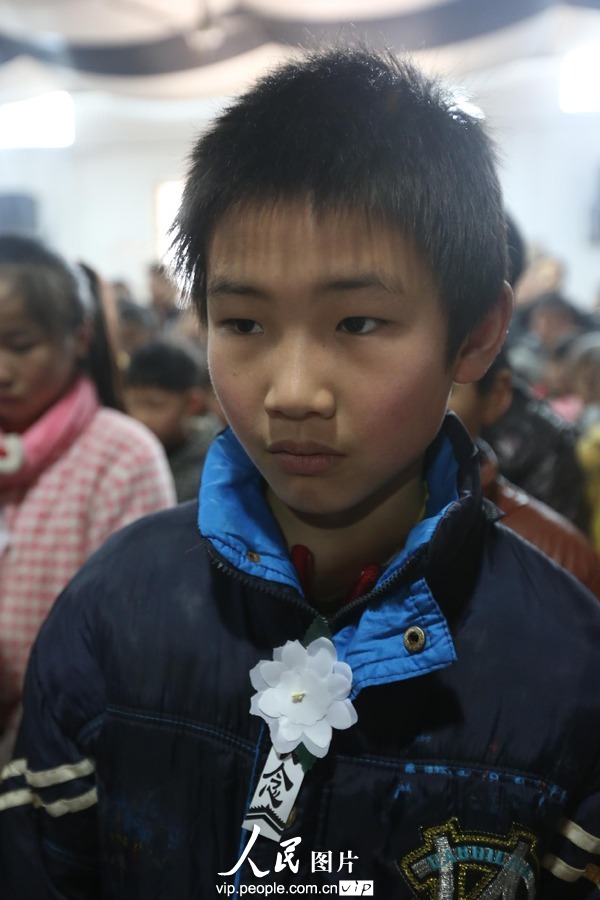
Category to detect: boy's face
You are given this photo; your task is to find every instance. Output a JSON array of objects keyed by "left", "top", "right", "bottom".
[
  {"left": 125, "top": 385, "right": 192, "bottom": 451},
  {"left": 206, "top": 202, "right": 465, "bottom": 527}
]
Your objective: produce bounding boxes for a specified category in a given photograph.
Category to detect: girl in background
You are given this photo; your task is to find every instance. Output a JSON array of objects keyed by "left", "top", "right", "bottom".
[{"left": 0, "top": 235, "right": 175, "bottom": 752}]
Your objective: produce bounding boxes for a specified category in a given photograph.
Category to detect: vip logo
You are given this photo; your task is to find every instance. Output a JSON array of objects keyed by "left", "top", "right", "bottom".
[{"left": 398, "top": 819, "right": 538, "bottom": 899}]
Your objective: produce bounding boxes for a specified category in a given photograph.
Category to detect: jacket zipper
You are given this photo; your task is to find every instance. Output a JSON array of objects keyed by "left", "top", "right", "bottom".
[{"left": 202, "top": 535, "right": 429, "bottom": 630}]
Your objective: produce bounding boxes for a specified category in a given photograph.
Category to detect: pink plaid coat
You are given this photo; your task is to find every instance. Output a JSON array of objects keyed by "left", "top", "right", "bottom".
[{"left": 0, "top": 408, "right": 175, "bottom": 725}]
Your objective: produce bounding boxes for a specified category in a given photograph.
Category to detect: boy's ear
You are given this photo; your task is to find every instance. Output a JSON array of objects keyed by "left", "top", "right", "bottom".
[
  {"left": 184, "top": 386, "right": 207, "bottom": 417},
  {"left": 452, "top": 282, "right": 513, "bottom": 385}
]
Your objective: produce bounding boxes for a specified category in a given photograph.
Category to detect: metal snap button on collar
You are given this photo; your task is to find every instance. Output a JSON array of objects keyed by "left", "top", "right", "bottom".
[{"left": 404, "top": 626, "right": 426, "bottom": 653}]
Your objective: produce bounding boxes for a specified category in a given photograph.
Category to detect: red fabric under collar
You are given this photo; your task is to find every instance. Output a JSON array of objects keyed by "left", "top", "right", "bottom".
[{"left": 291, "top": 544, "right": 381, "bottom": 607}]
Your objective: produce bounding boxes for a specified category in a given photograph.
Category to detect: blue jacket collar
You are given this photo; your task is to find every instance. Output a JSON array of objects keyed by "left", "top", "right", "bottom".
[{"left": 199, "top": 415, "right": 481, "bottom": 695}]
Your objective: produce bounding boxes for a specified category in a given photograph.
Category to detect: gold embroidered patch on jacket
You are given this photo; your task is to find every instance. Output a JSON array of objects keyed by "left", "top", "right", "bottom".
[{"left": 397, "top": 818, "right": 538, "bottom": 899}]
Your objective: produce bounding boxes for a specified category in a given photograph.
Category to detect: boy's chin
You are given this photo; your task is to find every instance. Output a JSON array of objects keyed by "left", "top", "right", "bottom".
[
  {"left": 266, "top": 485, "right": 388, "bottom": 531},
  {"left": 265, "top": 482, "right": 350, "bottom": 524}
]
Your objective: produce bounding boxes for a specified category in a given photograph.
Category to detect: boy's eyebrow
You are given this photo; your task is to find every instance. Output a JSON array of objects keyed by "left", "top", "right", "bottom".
[
  {"left": 323, "top": 274, "right": 406, "bottom": 294},
  {"left": 207, "top": 273, "right": 406, "bottom": 296},
  {"left": 207, "top": 277, "right": 264, "bottom": 297}
]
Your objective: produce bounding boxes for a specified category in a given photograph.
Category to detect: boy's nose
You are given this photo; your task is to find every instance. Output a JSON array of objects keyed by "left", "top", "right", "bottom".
[{"left": 264, "top": 343, "right": 335, "bottom": 420}]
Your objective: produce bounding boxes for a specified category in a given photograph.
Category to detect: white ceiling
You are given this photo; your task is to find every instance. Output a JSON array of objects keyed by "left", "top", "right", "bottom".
[{"left": 1, "top": 1, "right": 599, "bottom": 144}]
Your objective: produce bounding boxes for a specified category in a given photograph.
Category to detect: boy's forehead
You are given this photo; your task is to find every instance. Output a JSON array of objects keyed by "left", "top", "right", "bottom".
[
  {"left": 209, "top": 200, "right": 360, "bottom": 252},
  {"left": 206, "top": 200, "right": 436, "bottom": 290}
]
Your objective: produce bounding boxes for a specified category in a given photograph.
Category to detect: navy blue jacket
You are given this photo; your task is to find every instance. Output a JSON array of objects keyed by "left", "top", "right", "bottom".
[{"left": 2, "top": 415, "right": 600, "bottom": 898}]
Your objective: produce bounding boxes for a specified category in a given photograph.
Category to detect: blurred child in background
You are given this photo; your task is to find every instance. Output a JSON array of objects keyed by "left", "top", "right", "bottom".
[
  {"left": 482, "top": 359, "right": 590, "bottom": 530},
  {"left": 0, "top": 234, "right": 175, "bottom": 754},
  {"left": 125, "top": 338, "right": 221, "bottom": 502},
  {"left": 114, "top": 296, "right": 159, "bottom": 367}
]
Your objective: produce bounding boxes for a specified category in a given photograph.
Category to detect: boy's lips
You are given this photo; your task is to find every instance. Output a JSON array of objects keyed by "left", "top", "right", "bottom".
[{"left": 267, "top": 440, "right": 344, "bottom": 475}]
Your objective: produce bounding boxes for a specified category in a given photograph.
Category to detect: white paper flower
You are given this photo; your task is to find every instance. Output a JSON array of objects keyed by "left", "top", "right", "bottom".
[{"left": 249, "top": 637, "right": 357, "bottom": 758}]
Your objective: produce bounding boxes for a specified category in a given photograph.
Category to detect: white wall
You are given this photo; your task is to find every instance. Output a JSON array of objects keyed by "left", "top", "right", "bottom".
[
  {"left": 468, "top": 60, "right": 600, "bottom": 310},
  {"left": 498, "top": 113, "right": 600, "bottom": 308},
  {"left": 0, "top": 112, "right": 204, "bottom": 301}
]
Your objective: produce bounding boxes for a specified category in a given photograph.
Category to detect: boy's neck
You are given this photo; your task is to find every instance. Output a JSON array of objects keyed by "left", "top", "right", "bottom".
[{"left": 266, "top": 465, "right": 426, "bottom": 614}]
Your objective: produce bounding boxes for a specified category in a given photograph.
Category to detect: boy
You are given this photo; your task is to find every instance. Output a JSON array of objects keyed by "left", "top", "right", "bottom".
[
  {"left": 2, "top": 47, "right": 600, "bottom": 899},
  {"left": 125, "top": 338, "right": 221, "bottom": 502}
]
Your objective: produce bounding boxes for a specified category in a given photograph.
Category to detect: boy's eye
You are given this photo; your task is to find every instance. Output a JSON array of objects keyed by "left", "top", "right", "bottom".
[
  {"left": 223, "top": 319, "right": 262, "bottom": 335},
  {"left": 337, "top": 317, "right": 380, "bottom": 335}
]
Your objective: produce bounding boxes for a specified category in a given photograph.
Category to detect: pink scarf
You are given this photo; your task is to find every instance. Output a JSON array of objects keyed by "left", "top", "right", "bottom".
[{"left": 0, "top": 377, "right": 99, "bottom": 491}]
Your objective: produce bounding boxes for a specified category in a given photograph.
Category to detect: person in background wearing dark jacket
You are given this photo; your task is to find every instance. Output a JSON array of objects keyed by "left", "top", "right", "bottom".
[
  {"left": 481, "top": 370, "right": 591, "bottom": 531},
  {"left": 2, "top": 46, "right": 600, "bottom": 900},
  {"left": 449, "top": 351, "right": 600, "bottom": 596},
  {"left": 489, "top": 219, "right": 591, "bottom": 531},
  {"left": 124, "top": 338, "right": 221, "bottom": 502}
]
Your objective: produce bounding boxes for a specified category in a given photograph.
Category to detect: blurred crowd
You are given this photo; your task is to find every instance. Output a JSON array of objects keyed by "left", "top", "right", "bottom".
[
  {"left": 493, "top": 220, "right": 600, "bottom": 551},
  {"left": 113, "top": 261, "right": 226, "bottom": 503}
]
